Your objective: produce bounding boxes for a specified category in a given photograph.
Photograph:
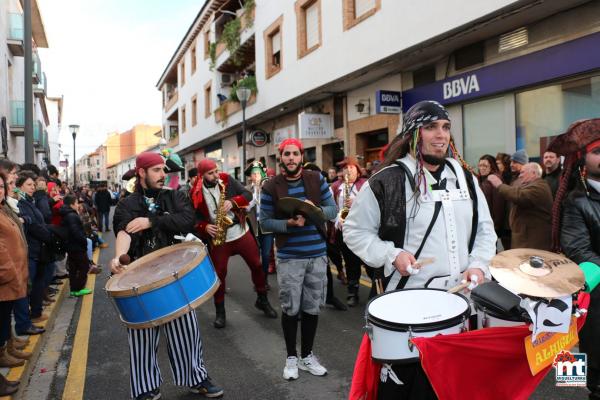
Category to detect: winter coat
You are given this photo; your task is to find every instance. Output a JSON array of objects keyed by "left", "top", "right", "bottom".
[
  {"left": 0, "top": 207, "right": 28, "bottom": 301},
  {"left": 60, "top": 206, "right": 88, "bottom": 253},
  {"left": 94, "top": 189, "right": 113, "bottom": 213},
  {"left": 560, "top": 185, "right": 600, "bottom": 266},
  {"left": 33, "top": 190, "right": 52, "bottom": 224},
  {"left": 497, "top": 178, "right": 553, "bottom": 250},
  {"left": 17, "top": 195, "right": 53, "bottom": 260},
  {"left": 479, "top": 173, "right": 506, "bottom": 233},
  {"left": 543, "top": 166, "right": 562, "bottom": 199}
]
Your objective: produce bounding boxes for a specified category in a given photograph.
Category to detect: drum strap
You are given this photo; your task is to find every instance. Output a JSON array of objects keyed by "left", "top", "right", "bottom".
[{"left": 387, "top": 191, "right": 444, "bottom": 292}]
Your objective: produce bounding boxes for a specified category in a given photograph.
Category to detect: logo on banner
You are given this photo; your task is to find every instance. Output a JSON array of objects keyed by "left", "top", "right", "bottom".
[
  {"left": 443, "top": 74, "right": 480, "bottom": 100},
  {"left": 554, "top": 351, "right": 587, "bottom": 387}
]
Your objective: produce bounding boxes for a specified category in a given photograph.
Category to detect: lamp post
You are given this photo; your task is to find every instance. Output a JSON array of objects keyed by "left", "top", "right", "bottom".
[
  {"left": 236, "top": 86, "right": 251, "bottom": 184},
  {"left": 69, "top": 124, "right": 79, "bottom": 189},
  {"left": 64, "top": 154, "right": 69, "bottom": 184}
]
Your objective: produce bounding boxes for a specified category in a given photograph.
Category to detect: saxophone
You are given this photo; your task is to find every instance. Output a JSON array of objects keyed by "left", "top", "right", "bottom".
[
  {"left": 212, "top": 179, "right": 234, "bottom": 246},
  {"left": 338, "top": 171, "right": 351, "bottom": 221}
]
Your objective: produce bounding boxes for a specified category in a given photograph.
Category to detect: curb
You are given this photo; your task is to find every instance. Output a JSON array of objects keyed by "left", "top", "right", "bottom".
[{"left": 0, "top": 268, "right": 69, "bottom": 400}]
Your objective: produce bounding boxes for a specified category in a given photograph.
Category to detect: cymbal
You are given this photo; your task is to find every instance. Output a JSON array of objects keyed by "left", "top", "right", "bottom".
[
  {"left": 278, "top": 197, "right": 326, "bottom": 225},
  {"left": 490, "top": 248, "right": 585, "bottom": 298}
]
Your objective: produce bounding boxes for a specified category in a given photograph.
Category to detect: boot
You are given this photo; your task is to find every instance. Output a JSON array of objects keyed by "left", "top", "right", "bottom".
[
  {"left": 255, "top": 293, "right": 278, "bottom": 319},
  {"left": 8, "top": 340, "right": 31, "bottom": 360},
  {"left": 11, "top": 336, "right": 28, "bottom": 350},
  {"left": 0, "top": 374, "right": 19, "bottom": 396},
  {"left": 347, "top": 281, "right": 359, "bottom": 307},
  {"left": 0, "top": 345, "right": 25, "bottom": 368},
  {"left": 214, "top": 303, "right": 226, "bottom": 329}
]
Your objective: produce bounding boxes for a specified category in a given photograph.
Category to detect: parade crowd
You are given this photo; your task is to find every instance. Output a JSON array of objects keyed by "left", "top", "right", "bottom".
[{"left": 0, "top": 104, "right": 598, "bottom": 400}]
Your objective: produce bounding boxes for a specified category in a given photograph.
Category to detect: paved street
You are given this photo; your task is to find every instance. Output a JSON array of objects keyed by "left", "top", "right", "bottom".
[{"left": 24, "top": 226, "right": 588, "bottom": 400}]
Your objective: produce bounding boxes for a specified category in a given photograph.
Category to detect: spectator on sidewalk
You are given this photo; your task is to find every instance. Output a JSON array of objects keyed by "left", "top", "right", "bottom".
[
  {"left": 488, "top": 162, "right": 553, "bottom": 250},
  {"left": 60, "top": 195, "right": 92, "bottom": 297},
  {"left": 94, "top": 184, "right": 112, "bottom": 232},
  {"left": 477, "top": 154, "right": 506, "bottom": 239},
  {"left": 542, "top": 150, "right": 562, "bottom": 199}
]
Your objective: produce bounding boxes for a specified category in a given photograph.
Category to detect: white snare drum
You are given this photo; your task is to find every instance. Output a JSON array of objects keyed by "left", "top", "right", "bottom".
[
  {"left": 475, "top": 306, "right": 527, "bottom": 329},
  {"left": 365, "top": 288, "right": 471, "bottom": 363}
]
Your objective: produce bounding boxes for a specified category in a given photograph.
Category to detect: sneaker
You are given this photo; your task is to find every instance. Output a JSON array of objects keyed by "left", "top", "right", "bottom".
[
  {"left": 70, "top": 288, "right": 93, "bottom": 297},
  {"left": 135, "top": 388, "right": 161, "bottom": 400},
  {"left": 283, "top": 356, "right": 299, "bottom": 380},
  {"left": 190, "top": 377, "right": 224, "bottom": 398},
  {"left": 298, "top": 353, "right": 327, "bottom": 376}
]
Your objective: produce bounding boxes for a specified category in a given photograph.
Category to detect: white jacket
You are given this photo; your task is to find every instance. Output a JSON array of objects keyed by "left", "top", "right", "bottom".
[{"left": 343, "top": 155, "right": 497, "bottom": 290}]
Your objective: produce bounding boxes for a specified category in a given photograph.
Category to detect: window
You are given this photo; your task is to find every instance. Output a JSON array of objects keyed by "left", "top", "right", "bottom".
[
  {"left": 96, "top": 159, "right": 99, "bottom": 166},
  {"left": 203, "top": 29, "right": 210, "bottom": 59},
  {"left": 454, "top": 41, "right": 484, "bottom": 70},
  {"left": 191, "top": 95, "right": 198, "bottom": 126},
  {"left": 264, "top": 16, "right": 283, "bottom": 79},
  {"left": 334, "top": 96, "right": 345, "bottom": 129},
  {"left": 204, "top": 81, "right": 212, "bottom": 118},
  {"left": 97, "top": 172, "right": 100, "bottom": 179},
  {"left": 296, "top": 0, "right": 321, "bottom": 58},
  {"left": 413, "top": 66, "right": 436, "bottom": 87},
  {"left": 191, "top": 43, "right": 197, "bottom": 74},
  {"left": 180, "top": 60, "right": 186, "bottom": 87},
  {"left": 343, "top": 0, "right": 380, "bottom": 30},
  {"left": 181, "top": 105, "right": 187, "bottom": 133}
]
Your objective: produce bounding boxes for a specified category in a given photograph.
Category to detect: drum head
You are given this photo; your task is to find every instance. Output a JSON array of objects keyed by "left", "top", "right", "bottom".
[
  {"left": 368, "top": 289, "right": 469, "bottom": 329},
  {"left": 106, "top": 243, "right": 205, "bottom": 291}
]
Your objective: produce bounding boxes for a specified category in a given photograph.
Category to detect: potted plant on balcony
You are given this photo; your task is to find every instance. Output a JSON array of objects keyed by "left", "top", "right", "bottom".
[{"left": 229, "top": 75, "right": 257, "bottom": 103}]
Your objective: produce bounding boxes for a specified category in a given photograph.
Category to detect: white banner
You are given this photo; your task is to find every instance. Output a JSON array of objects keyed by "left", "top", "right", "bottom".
[
  {"left": 298, "top": 112, "right": 333, "bottom": 140},
  {"left": 273, "top": 125, "right": 296, "bottom": 145}
]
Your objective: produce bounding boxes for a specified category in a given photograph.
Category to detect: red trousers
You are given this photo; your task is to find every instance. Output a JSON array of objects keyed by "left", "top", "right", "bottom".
[{"left": 210, "top": 230, "right": 266, "bottom": 304}]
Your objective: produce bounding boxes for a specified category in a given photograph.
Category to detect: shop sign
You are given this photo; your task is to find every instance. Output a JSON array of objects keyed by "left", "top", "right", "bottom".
[
  {"left": 402, "top": 31, "right": 600, "bottom": 110},
  {"left": 298, "top": 112, "right": 333, "bottom": 140},
  {"left": 273, "top": 125, "right": 296, "bottom": 145},
  {"left": 250, "top": 130, "right": 268, "bottom": 147},
  {"left": 59, "top": 160, "right": 68, "bottom": 167},
  {"left": 376, "top": 90, "right": 401, "bottom": 113}
]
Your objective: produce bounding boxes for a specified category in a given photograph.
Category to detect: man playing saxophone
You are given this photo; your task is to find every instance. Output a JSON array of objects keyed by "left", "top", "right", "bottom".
[
  {"left": 331, "top": 157, "right": 369, "bottom": 306},
  {"left": 191, "top": 159, "right": 277, "bottom": 329}
]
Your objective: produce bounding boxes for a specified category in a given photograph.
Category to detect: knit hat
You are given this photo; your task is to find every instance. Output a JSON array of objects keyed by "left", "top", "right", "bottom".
[
  {"left": 197, "top": 159, "right": 218, "bottom": 175},
  {"left": 510, "top": 149, "right": 529, "bottom": 165},
  {"left": 135, "top": 152, "right": 164, "bottom": 172},
  {"left": 400, "top": 100, "right": 450, "bottom": 137}
]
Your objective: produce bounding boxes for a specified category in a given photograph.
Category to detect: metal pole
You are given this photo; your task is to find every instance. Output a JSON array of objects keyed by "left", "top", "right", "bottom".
[
  {"left": 23, "top": 0, "right": 34, "bottom": 163},
  {"left": 241, "top": 100, "right": 247, "bottom": 184},
  {"left": 73, "top": 134, "right": 76, "bottom": 188}
]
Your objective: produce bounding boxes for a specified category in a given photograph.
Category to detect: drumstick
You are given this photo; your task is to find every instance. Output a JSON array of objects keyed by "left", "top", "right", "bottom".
[
  {"left": 447, "top": 281, "right": 470, "bottom": 293},
  {"left": 119, "top": 254, "right": 131, "bottom": 269},
  {"left": 413, "top": 257, "right": 435, "bottom": 268}
]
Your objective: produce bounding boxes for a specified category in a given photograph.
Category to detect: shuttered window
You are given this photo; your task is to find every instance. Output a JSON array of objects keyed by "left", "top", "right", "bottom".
[
  {"left": 355, "top": 0, "right": 376, "bottom": 18},
  {"left": 305, "top": 2, "right": 319, "bottom": 49},
  {"left": 272, "top": 31, "right": 281, "bottom": 55}
]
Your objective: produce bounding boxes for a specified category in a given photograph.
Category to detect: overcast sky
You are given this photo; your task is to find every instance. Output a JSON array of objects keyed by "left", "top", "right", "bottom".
[{"left": 38, "top": 0, "right": 204, "bottom": 160}]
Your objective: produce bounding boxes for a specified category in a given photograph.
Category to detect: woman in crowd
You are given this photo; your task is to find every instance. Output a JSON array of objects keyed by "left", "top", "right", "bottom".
[
  {"left": 478, "top": 154, "right": 506, "bottom": 241},
  {"left": 0, "top": 172, "right": 29, "bottom": 395},
  {"left": 495, "top": 152, "right": 512, "bottom": 184}
]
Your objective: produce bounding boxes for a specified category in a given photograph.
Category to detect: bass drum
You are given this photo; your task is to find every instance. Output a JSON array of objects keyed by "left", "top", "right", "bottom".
[{"left": 365, "top": 288, "right": 470, "bottom": 363}]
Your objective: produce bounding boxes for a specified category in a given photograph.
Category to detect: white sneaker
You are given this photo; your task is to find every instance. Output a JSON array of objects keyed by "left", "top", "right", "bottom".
[
  {"left": 298, "top": 352, "right": 327, "bottom": 376},
  {"left": 283, "top": 356, "right": 299, "bottom": 380}
]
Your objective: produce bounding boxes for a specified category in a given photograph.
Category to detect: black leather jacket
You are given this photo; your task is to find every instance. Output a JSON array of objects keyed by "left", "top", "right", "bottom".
[{"left": 560, "top": 185, "right": 600, "bottom": 266}]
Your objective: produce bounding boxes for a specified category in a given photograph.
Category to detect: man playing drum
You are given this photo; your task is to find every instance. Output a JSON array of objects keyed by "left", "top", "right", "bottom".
[
  {"left": 111, "top": 152, "right": 223, "bottom": 400},
  {"left": 260, "top": 138, "right": 338, "bottom": 381},
  {"left": 191, "top": 159, "right": 277, "bottom": 329},
  {"left": 343, "top": 101, "right": 497, "bottom": 399}
]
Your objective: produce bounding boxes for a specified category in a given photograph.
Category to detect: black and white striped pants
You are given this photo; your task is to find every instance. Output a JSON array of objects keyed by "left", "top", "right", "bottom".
[{"left": 127, "top": 311, "right": 208, "bottom": 398}]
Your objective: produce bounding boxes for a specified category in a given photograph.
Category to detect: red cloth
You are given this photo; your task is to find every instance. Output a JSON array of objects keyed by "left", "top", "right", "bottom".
[
  {"left": 135, "top": 152, "right": 164, "bottom": 171},
  {"left": 412, "top": 292, "right": 590, "bottom": 400},
  {"left": 349, "top": 334, "right": 381, "bottom": 400},
  {"left": 278, "top": 138, "right": 304, "bottom": 154},
  {"left": 197, "top": 159, "right": 218, "bottom": 175},
  {"left": 349, "top": 293, "right": 590, "bottom": 400}
]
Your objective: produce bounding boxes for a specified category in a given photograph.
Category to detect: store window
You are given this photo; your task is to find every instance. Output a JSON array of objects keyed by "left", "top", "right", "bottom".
[
  {"left": 516, "top": 75, "right": 600, "bottom": 159},
  {"left": 463, "top": 96, "right": 513, "bottom": 166}
]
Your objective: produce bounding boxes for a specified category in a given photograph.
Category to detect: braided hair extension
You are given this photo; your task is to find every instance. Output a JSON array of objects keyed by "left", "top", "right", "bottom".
[{"left": 550, "top": 152, "right": 580, "bottom": 252}]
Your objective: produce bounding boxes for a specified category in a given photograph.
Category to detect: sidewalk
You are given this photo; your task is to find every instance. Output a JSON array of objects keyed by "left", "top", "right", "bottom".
[{"left": 0, "top": 248, "right": 101, "bottom": 400}]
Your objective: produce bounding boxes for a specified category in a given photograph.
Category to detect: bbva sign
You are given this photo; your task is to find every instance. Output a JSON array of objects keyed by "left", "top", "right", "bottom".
[{"left": 443, "top": 74, "right": 480, "bottom": 100}]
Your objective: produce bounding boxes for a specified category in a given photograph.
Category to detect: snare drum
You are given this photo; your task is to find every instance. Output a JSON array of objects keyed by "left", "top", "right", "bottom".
[
  {"left": 105, "top": 242, "right": 219, "bottom": 329},
  {"left": 365, "top": 288, "right": 471, "bottom": 363}
]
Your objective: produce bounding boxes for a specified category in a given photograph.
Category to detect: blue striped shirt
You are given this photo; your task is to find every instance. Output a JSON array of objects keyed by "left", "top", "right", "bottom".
[{"left": 260, "top": 175, "right": 336, "bottom": 259}]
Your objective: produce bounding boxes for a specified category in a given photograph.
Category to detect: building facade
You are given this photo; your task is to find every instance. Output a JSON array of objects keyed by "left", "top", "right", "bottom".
[{"left": 158, "top": 0, "right": 600, "bottom": 175}]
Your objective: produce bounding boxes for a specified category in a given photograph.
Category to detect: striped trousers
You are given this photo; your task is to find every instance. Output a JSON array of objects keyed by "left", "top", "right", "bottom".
[{"left": 127, "top": 311, "right": 208, "bottom": 398}]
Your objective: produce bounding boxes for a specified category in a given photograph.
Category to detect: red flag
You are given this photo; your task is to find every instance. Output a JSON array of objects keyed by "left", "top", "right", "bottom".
[
  {"left": 349, "top": 334, "right": 381, "bottom": 400},
  {"left": 412, "top": 293, "right": 590, "bottom": 400}
]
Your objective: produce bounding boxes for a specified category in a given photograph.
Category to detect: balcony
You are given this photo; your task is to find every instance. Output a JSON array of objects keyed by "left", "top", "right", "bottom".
[
  {"left": 34, "top": 72, "right": 47, "bottom": 98},
  {"left": 214, "top": 93, "right": 256, "bottom": 124},
  {"left": 213, "top": 2, "right": 256, "bottom": 73},
  {"left": 32, "top": 53, "right": 42, "bottom": 84},
  {"left": 164, "top": 88, "right": 178, "bottom": 112},
  {"left": 7, "top": 13, "right": 24, "bottom": 56},
  {"left": 10, "top": 101, "right": 25, "bottom": 135}
]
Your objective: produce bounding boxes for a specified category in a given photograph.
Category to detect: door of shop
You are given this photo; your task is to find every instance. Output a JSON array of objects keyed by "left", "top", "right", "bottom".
[{"left": 358, "top": 129, "right": 389, "bottom": 163}]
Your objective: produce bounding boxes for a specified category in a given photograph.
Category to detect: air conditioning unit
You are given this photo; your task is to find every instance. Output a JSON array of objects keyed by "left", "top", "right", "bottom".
[{"left": 221, "top": 74, "right": 233, "bottom": 87}]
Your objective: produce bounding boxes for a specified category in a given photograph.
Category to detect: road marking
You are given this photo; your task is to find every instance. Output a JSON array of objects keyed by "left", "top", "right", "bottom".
[
  {"left": 329, "top": 266, "right": 372, "bottom": 288},
  {"left": 62, "top": 249, "right": 99, "bottom": 400}
]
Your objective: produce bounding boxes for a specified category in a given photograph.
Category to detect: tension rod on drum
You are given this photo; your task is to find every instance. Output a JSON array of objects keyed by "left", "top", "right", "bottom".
[
  {"left": 133, "top": 286, "right": 157, "bottom": 327},
  {"left": 172, "top": 271, "right": 194, "bottom": 313}
]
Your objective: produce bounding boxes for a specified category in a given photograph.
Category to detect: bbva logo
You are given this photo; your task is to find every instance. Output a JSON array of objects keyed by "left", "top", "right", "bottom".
[{"left": 443, "top": 75, "right": 480, "bottom": 100}]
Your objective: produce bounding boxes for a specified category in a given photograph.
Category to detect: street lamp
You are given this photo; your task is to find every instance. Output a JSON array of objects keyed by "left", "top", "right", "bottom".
[
  {"left": 69, "top": 124, "right": 79, "bottom": 189},
  {"left": 236, "top": 86, "right": 251, "bottom": 184},
  {"left": 64, "top": 154, "right": 69, "bottom": 184},
  {"left": 158, "top": 136, "right": 167, "bottom": 151}
]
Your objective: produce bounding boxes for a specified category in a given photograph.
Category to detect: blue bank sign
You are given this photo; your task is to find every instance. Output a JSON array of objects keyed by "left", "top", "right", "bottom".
[
  {"left": 402, "top": 31, "right": 600, "bottom": 111},
  {"left": 376, "top": 90, "right": 401, "bottom": 114}
]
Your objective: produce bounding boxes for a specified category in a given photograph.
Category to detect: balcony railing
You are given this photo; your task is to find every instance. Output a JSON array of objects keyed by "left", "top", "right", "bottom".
[
  {"left": 10, "top": 101, "right": 25, "bottom": 127},
  {"left": 164, "top": 89, "right": 178, "bottom": 112},
  {"left": 32, "top": 53, "right": 42, "bottom": 83},
  {"left": 33, "top": 121, "right": 42, "bottom": 145},
  {"left": 8, "top": 13, "right": 24, "bottom": 40},
  {"left": 34, "top": 72, "right": 47, "bottom": 97}
]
